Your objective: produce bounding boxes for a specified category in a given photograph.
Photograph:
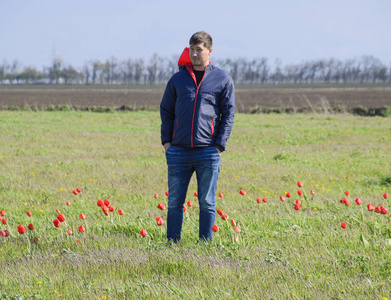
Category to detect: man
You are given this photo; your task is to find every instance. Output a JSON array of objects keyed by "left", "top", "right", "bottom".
[{"left": 160, "top": 31, "right": 235, "bottom": 242}]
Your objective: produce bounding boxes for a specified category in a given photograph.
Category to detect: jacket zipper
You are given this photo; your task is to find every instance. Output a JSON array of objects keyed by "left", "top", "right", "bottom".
[{"left": 187, "top": 64, "right": 207, "bottom": 148}]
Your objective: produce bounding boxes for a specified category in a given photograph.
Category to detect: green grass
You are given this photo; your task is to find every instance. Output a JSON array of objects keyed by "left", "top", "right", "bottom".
[{"left": 0, "top": 111, "right": 391, "bottom": 299}]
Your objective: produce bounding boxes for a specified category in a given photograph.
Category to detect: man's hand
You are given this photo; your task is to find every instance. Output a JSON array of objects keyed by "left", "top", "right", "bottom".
[
  {"left": 164, "top": 143, "right": 171, "bottom": 152},
  {"left": 215, "top": 147, "right": 221, "bottom": 156}
]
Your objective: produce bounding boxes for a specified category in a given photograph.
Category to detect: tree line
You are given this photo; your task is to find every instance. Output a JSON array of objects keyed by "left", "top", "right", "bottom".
[{"left": 0, "top": 54, "right": 390, "bottom": 85}]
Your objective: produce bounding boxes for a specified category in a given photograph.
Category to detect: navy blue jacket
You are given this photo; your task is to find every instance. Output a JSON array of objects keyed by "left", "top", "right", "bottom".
[{"left": 160, "top": 63, "right": 235, "bottom": 152}]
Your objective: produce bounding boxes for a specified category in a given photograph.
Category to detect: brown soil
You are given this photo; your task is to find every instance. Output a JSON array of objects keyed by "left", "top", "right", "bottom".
[{"left": 0, "top": 84, "right": 390, "bottom": 113}]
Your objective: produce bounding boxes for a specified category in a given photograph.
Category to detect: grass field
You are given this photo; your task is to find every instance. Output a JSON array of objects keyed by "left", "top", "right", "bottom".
[{"left": 0, "top": 111, "right": 391, "bottom": 299}]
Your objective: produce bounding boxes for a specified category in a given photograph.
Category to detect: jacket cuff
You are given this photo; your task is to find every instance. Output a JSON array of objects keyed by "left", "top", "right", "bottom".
[{"left": 215, "top": 144, "right": 225, "bottom": 152}]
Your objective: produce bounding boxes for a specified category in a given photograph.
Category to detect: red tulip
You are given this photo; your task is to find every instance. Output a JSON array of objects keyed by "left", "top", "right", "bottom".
[
  {"left": 217, "top": 208, "right": 224, "bottom": 216},
  {"left": 218, "top": 192, "right": 223, "bottom": 198},
  {"left": 239, "top": 189, "right": 246, "bottom": 195},
  {"left": 76, "top": 187, "right": 82, "bottom": 193},
  {"left": 165, "top": 191, "right": 169, "bottom": 196},
  {"left": 310, "top": 190, "right": 315, "bottom": 195},
  {"left": 286, "top": 192, "right": 292, "bottom": 198},
  {"left": 280, "top": 196, "right": 285, "bottom": 201},
  {"left": 256, "top": 198, "right": 261, "bottom": 203},
  {"left": 297, "top": 181, "right": 303, "bottom": 187},
  {"left": 118, "top": 209, "right": 124, "bottom": 215},
  {"left": 341, "top": 198, "right": 348, "bottom": 204},
  {"left": 68, "top": 229, "right": 73, "bottom": 235},
  {"left": 294, "top": 203, "right": 301, "bottom": 210},
  {"left": 345, "top": 201, "right": 351, "bottom": 206},
  {"left": 53, "top": 219, "right": 61, "bottom": 227},
  {"left": 154, "top": 193, "right": 159, "bottom": 199},
  {"left": 355, "top": 198, "right": 362, "bottom": 205},
  {"left": 156, "top": 217, "right": 165, "bottom": 226},
  {"left": 78, "top": 225, "right": 85, "bottom": 232},
  {"left": 262, "top": 197, "right": 268, "bottom": 203},
  {"left": 375, "top": 206, "right": 381, "bottom": 213},
  {"left": 103, "top": 210, "right": 109, "bottom": 216},
  {"left": 66, "top": 201, "right": 70, "bottom": 206},
  {"left": 231, "top": 219, "right": 236, "bottom": 226},
  {"left": 0, "top": 231, "right": 3, "bottom": 237},
  {"left": 367, "top": 203, "right": 375, "bottom": 211},
  {"left": 234, "top": 236, "right": 239, "bottom": 243},
  {"left": 341, "top": 222, "right": 347, "bottom": 229},
  {"left": 0, "top": 210, "right": 5, "bottom": 216},
  {"left": 1, "top": 218, "right": 7, "bottom": 225},
  {"left": 27, "top": 211, "right": 32, "bottom": 217},
  {"left": 380, "top": 206, "right": 388, "bottom": 215},
  {"left": 104, "top": 199, "right": 110, "bottom": 206},
  {"left": 28, "top": 223, "right": 34, "bottom": 230},
  {"left": 297, "top": 190, "right": 303, "bottom": 196},
  {"left": 187, "top": 201, "right": 192, "bottom": 207},
  {"left": 108, "top": 206, "right": 115, "bottom": 212},
  {"left": 56, "top": 209, "right": 61, "bottom": 214},
  {"left": 101, "top": 205, "right": 109, "bottom": 212},
  {"left": 73, "top": 190, "right": 78, "bottom": 195},
  {"left": 183, "top": 205, "right": 187, "bottom": 212},
  {"left": 79, "top": 213, "right": 86, "bottom": 219},
  {"left": 233, "top": 226, "right": 241, "bottom": 233},
  {"left": 193, "top": 192, "right": 198, "bottom": 197},
  {"left": 384, "top": 193, "right": 389, "bottom": 199},
  {"left": 17, "top": 225, "right": 27, "bottom": 234},
  {"left": 344, "top": 191, "right": 349, "bottom": 196},
  {"left": 97, "top": 200, "right": 103, "bottom": 207},
  {"left": 3, "top": 230, "right": 9, "bottom": 237},
  {"left": 212, "top": 224, "right": 219, "bottom": 232},
  {"left": 140, "top": 229, "right": 148, "bottom": 237},
  {"left": 296, "top": 199, "right": 301, "bottom": 205},
  {"left": 157, "top": 202, "right": 166, "bottom": 210},
  {"left": 57, "top": 214, "right": 66, "bottom": 222},
  {"left": 221, "top": 214, "right": 229, "bottom": 220}
]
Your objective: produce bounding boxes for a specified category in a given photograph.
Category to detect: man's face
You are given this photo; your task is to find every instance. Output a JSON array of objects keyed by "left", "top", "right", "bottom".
[{"left": 189, "top": 43, "right": 212, "bottom": 71}]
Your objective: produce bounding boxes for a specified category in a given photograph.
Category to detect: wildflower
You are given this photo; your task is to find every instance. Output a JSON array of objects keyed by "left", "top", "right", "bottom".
[
  {"left": 118, "top": 209, "right": 124, "bottom": 215},
  {"left": 79, "top": 213, "right": 86, "bottom": 220},
  {"left": 165, "top": 191, "right": 169, "bottom": 196},
  {"left": 140, "top": 229, "right": 148, "bottom": 237},
  {"left": 341, "top": 222, "right": 347, "bottom": 229},
  {"left": 239, "top": 189, "right": 246, "bottom": 195},
  {"left": 233, "top": 226, "right": 241, "bottom": 233},
  {"left": 154, "top": 193, "right": 159, "bottom": 199},
  {"left": 156, "top": 217, "right": 165, "bottom": 226},
  {"left": 27, "top": 211, "right": 32, "bottom": 217},
  {"left": 231, "top": 219, "right": 236, "bottom": 227},
  {"left": 187, "top": 201, "right": 192, "bottom": 207},
  {"left": 212, "top": 224, "right": 219, "bottom": 232},
  {"left": 36, "top": 281, "right": 42, "bottom": 285},
  {"left": 28, "top": 223, "right": 34, "bottom": 230},
  {"left": 218, "top": 192, "right": 223, "bottom": 197},
  {"left": 53, "top": 219, "right": 61, "bottom": 227},
  {"left": 217, "top": 208, "right": 224, "bottom": 216},
  {"left": 57, "top": 214, "right": 66, "bottom": 222},
  {"left": 280, "top": 196, "right": 285, "bottom": 201},
  {"left": 297, "top": 190, "right": 303, "bottom": 196},
  {"left": 104, "top": 199, "right": 110, "bottom": 206},
  {"left": 157, "top": 202, "right": 166, "bottom": 210},
  {"left": 78, "top": 225, "right": 85, "bottom": 232},
  {"left": 367, "top": 203, "right": 375, "bottom": 211},
  {"left": 17, "top": 225, "right": 27, "bottom": 234},
  {"left": 355, "top": 198, "right": 362, "bottom": 205},
  {"left": 193, "top": 192, "right": 198, "bottom": 197},
  {"left": 286, "top": 192, "right": 291, "bottom": 198}
]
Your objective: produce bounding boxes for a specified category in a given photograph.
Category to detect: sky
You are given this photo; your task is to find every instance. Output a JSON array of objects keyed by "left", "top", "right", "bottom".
[{"left": 1, "top": 0, "right": 390, "bottom": 69}]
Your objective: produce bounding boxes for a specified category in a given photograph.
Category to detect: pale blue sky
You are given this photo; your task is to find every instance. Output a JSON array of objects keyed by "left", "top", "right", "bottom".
[{"left": 1, "top": 0, "right": 390, "bottom": 68}]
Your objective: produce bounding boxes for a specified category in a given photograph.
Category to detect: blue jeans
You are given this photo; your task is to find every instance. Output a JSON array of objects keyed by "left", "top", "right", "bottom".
[{"left": 165, "top": 146, "right": 221, "bottom": 242}]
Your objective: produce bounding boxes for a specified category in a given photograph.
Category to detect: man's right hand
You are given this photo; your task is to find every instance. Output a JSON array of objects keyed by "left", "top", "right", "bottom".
[{"left": 164, "top": 143, "right": 171, "bottom": 152}]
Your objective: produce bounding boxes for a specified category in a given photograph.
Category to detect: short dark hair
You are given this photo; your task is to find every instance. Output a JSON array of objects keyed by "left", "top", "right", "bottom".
[{"left": 189, "top": 31, "right": 213, "bottom": 49}]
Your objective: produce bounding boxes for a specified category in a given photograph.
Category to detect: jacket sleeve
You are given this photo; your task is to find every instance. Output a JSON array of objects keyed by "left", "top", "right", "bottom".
[
  {"left": 215, "top": 78, "right": 235, "bottom": 152},
  {"left": 160, "top": 78, "right": 176, "bottom": 146}
]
